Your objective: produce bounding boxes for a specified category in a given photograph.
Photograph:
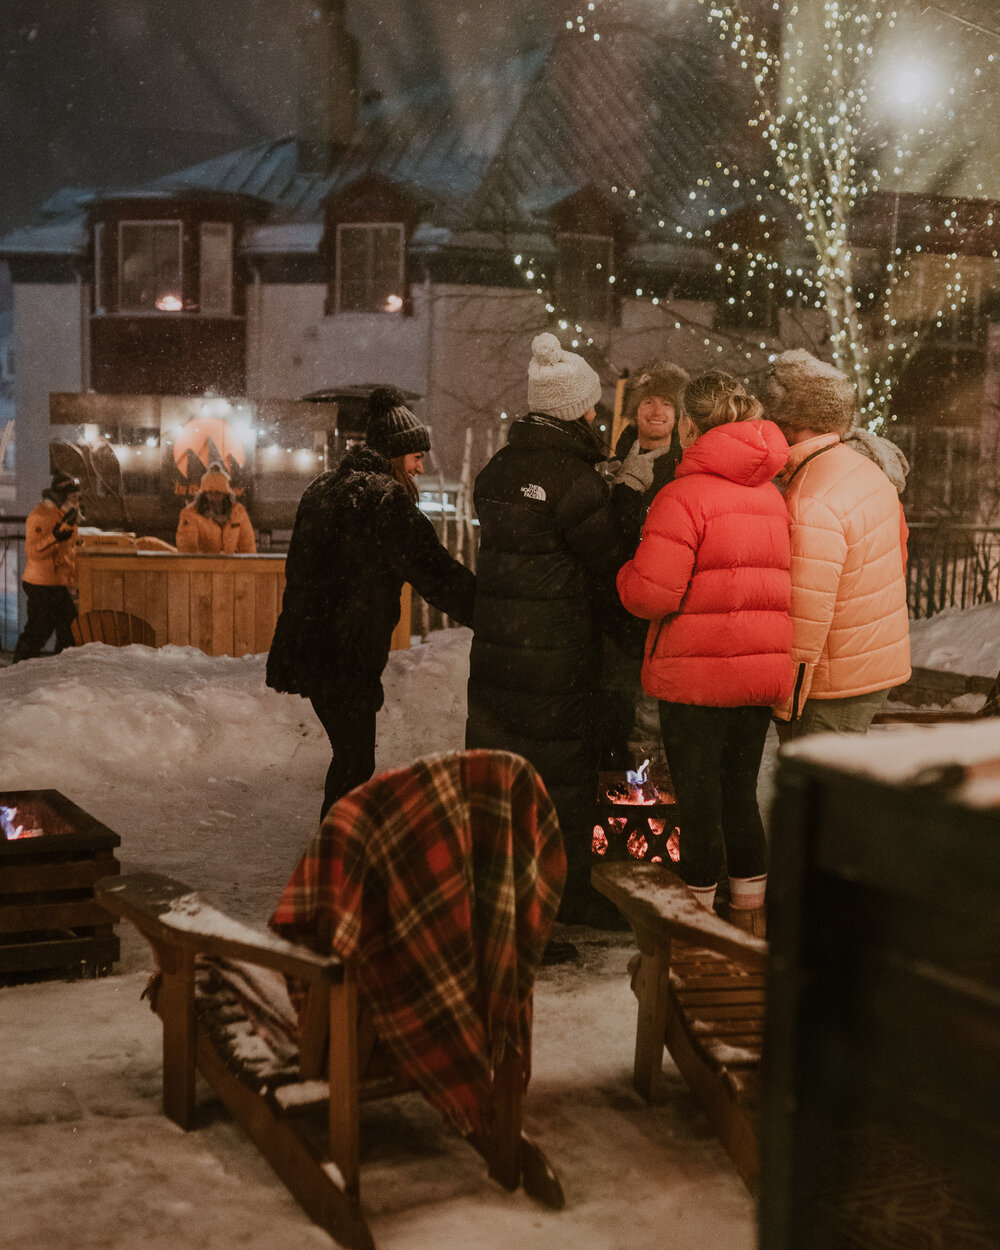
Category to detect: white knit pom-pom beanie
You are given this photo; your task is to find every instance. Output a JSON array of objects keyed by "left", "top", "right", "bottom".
[{"left": 527, "top": 332, "right": 603, "bottom": 421}]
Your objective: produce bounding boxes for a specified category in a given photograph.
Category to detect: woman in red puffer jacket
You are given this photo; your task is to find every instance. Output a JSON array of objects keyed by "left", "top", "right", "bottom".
[{"left": 616, "top": 372, "right": 793, "bottom": 935}]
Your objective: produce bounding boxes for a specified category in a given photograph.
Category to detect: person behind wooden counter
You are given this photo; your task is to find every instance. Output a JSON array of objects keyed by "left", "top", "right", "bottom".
[{"left": 175, "top": 462, "right": 257, "bottom": 554}]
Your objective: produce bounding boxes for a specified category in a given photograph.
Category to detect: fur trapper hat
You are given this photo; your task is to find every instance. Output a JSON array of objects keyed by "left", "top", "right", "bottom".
[
  {"left": 624, "top": 361, "right": 690, "bottom": 422},
  {"left": 761, "top": 349, "right": 857, "bottom": 436},
  {"left": 365, "top": 386, "right": 431, "bottom": 459},
  {"left": 527, "top": 332, "right": 602, "bottom": 421},
  {"left": 199, "top": 462, "right": 233, "bottom": 494}
]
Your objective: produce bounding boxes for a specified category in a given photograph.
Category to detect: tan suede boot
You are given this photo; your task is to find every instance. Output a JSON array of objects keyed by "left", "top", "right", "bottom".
[{"left": 725, "top": 903, "right": 767, "bottom": 939}]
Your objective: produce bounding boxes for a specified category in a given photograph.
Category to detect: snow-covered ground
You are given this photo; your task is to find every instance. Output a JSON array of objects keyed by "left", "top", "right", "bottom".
[
  {"left": 1, "top": 630, "right": 756, "bottom": 1250},
  {"left": 2, "top": 608, "right": 998, "bottom": 1250}
]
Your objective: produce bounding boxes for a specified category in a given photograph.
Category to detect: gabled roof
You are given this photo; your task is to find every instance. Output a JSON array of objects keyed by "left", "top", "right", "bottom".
[{"left": 0, "top": 21, "right": 764, "bottom": 263}]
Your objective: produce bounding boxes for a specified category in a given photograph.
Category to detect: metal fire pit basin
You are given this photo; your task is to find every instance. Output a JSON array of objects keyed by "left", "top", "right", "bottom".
[{"left": 594, "top": 769, "right": 681, "bottom": 864}]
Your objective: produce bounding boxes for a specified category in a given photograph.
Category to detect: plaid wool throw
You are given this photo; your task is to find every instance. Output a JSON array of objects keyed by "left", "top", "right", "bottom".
[{"left": 268, "top": 749, "right": 566, "bottom": 1137}]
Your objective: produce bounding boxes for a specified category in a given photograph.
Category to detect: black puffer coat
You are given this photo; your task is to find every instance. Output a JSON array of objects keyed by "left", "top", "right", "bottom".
[
  {"left": 465, "top": 414, "right": 640, "bottom": 864},
  {"left": 267, "top": 445, "right": 475, "bottom": 706}
]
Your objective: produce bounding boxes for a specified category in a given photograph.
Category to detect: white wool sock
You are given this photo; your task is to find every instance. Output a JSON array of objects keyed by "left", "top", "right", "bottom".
[
  {"left": 688, "top": 883, "right": 717, "bottom": 912},
  {"left": 729, "top": 873, "right": 766, "bottom": 910}
]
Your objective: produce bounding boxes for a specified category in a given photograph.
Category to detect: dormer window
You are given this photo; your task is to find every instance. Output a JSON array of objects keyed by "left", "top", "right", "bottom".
[
  {"left": 119, "top": 221, "right": 183, "bottom": 313},
  {"left": 198, "top": 222, "right": 234, "bottom": 315},
  {"left": 323, "top": 175, "right": 417, "bottom": 317},
  {"left": 556, "top": 232, "right": 615, "bottom": 324},
  {"left": 335, "top": 222, "right": 405, "bottom": 313}
]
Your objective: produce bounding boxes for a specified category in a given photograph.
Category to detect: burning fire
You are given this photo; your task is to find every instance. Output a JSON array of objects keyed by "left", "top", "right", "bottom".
[
  {"left": 592, "top": 762, "right": 682, "bottom": 862},
  {"left": 0, "top": 805, "right": 43, "bottom": 841}
]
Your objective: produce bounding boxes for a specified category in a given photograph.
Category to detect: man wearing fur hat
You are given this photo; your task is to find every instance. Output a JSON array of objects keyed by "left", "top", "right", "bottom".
[
  {"left": 12, "top": 470, "right": 82, "bottom": 662},
  {"left": 601, "top": 361, "right": 690, "bottom": 768},
  {"left": 467, "top": 333, "right": 651, "bottom": 927},
  {"left": 762, "top": 349, "right": 910, "bottom": 736},
  {"left": 613, "top": 361, "right": 690, "bottom": 508},
  {"left": 176, "top": 462, "right": 257, "bottom": 554}
]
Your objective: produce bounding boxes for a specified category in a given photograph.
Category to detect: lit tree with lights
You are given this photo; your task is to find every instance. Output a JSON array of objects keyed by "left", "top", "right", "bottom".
[{"left": 700, "top": 0, "right": 900, "bottom": 426}]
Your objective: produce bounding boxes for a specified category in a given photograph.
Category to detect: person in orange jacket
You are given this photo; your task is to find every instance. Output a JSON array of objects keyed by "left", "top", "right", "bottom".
[
  {"left": 175, "top": 462, "right": 257, "bottom": 554},
  {"left": 762, "top": 350, "right": 911, "bottom": 737},
  {"left": 12, "top": 470, "right": 82, "bottom": 662}
]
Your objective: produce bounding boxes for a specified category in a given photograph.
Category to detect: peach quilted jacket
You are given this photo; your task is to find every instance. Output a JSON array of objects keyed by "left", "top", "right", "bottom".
[{"left": 774, "top": 434, "right": 910, "bottom": 721}]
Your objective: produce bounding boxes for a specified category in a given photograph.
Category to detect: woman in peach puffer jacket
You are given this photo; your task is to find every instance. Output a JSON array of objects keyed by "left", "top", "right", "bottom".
[{"left": 762, "top": 350, "right": 910, "bottom": 737}]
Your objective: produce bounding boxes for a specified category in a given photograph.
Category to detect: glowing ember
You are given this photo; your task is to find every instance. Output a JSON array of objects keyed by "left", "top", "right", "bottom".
[
  {"left": 627, "top": 829, "right": 648, "bottom": 858},
  {"left": 666, "top": 829, "right": 680, "bottom": 862},
  {"left": 0, "top": 805, "right": 43, "bottom": 840},
  {"left": 592, "top": 824, "right": 608, "bottom": 855}
]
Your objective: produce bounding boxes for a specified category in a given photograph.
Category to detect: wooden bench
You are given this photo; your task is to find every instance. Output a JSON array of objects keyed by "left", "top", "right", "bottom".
[
  {"left": 96, "top": 871, "right": 563, "bottom": 1250},
  {"left": 592, "top": 861, "right": 768, "bottom": 1192}
]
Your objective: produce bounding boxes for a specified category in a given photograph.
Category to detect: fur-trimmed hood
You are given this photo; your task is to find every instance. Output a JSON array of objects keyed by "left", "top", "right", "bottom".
[{"left": 760, "top": 349, "right": 856, "bottom": 436}]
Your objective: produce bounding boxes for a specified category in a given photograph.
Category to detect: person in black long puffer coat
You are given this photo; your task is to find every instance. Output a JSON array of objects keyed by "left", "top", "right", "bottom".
[
  {"left": 466, "top": 333, "right": 650, "bottom": 926},
  {"left": 267, "top": 388, "right": 475, "bottom": 821}
]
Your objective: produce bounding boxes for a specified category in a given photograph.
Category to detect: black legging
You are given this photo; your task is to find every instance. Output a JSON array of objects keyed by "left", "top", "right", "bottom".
[
  {"left": 658, "top": 702, "right": 771, "bottom": 888},
  {"left": 308, "top": 693, "right": 378, "bottom": 822},
  {"left": 12, "top": 583, "right": 77, "bottom": 663}
]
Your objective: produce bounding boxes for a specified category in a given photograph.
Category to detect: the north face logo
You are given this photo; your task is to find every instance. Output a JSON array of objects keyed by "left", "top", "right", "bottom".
[{"left": 521, "top": 483, "right": 547, "bottom": 502}]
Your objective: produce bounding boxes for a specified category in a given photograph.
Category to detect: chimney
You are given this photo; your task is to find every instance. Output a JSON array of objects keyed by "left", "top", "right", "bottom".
[{"left": 297, "top": 0, "right": 359, "bottom": 173}]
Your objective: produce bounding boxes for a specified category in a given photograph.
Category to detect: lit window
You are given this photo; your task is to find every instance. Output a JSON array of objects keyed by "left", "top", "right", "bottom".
[
  {"left": 199, "top": 222, "right": 233, "bottom": 315},
  {"left": 556, "top": 233, "right": 614, "bottom": 323},
  {"left": 335, "top": 223, "right": 405, "bottom": 313},
  {"left": 118, "top": 221, "right": 183, "bottom": 313}
]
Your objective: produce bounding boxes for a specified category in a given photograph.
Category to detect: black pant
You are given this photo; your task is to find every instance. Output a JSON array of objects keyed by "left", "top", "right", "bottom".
[
  {"left": 309, "top": 693, "right": 378, "bottom": 822},
  {"left": 12, "top": 583, "right": 77, "bottom": 663},
  {"left": 658, "top": 702, "right": 771, "bottom": 888}
]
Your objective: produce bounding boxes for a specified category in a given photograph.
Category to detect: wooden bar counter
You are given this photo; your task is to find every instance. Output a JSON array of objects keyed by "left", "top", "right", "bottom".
[{"left": 76, "top": 548, "right": 411, "bottom": 658}]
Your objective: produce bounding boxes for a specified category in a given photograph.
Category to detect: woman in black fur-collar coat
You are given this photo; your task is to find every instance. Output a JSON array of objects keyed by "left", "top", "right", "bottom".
[{"left": 266, "top": 388, "right": 475, "bottom": 819}]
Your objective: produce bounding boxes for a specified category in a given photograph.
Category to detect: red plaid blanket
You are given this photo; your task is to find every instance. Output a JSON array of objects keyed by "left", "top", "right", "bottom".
[{"left": 268, "top": 749, "right": 566, "bottom": 1137}]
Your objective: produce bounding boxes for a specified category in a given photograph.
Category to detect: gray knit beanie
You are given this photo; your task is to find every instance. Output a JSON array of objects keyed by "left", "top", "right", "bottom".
[
  {"left": 365, "top": 387, "right": 431, "bottom": 459},
  {"left": 527, "top": 332, "right": 603, "bottom": 421},
  {"left": 760, "top": 349, "right": 857, "bottom": 437}
]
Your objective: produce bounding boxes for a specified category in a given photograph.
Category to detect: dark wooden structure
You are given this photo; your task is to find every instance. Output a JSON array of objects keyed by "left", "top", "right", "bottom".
[
  {"left": 0, "top": 790, "right": 120, "bottom": 982},
  {"left": 95, "top": 871, "right": 563, "bottom": 1250},
  {"left": 762, "top": 747, "right": 1000, "bottom": 1248}
]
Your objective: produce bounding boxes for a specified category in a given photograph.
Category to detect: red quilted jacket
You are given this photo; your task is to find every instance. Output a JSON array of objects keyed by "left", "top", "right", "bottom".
[{"left": 616, "top": 419, "right": 794, "bottom": 707}]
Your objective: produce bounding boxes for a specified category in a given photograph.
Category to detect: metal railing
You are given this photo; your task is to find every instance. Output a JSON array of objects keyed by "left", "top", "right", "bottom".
[
  {"left": 907, "top": 523, "right": 1000, "bottom": 619},
  {"left": 0, "top": 516, "right": 26, "bottom": 653}
]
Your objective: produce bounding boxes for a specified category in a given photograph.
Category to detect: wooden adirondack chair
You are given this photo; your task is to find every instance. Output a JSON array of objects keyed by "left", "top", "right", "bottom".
[
  {"left": 71, "top": 609, "right": 156, "bottom": 647},
  {"left": 94, "top": 750, "right": 565, "bottom": 1249},
  {"left": 592, "top": 860, "right": 768, "bottom": 1192},
  {"left": 96, "top": 871, "right": 564, "bottom": 1250}
]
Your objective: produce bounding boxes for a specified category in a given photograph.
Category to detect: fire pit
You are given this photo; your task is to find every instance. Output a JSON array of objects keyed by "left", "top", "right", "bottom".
[
  {"left": 0, "top": 790, "right": 120, "bottom": 983},
  {"left": 592, "top": 759, "right": 682, "bottom": 864}
]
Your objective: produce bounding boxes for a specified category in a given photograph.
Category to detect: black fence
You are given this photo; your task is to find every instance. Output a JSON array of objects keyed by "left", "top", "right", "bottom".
[
  {"left": 907, "top": 524, "right": 1000, "bottom": 620},
  {"left": 0, "top": 517, "right": 25, "bottom": 652}
]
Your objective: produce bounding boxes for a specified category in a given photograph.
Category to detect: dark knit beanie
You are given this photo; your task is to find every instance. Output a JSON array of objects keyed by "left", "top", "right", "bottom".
[
  {"left": 46, "top": 470, "right": 81, "bottom": 503},
  {"left": 365, "top": 387, "right": 431, "bottom": 459}
]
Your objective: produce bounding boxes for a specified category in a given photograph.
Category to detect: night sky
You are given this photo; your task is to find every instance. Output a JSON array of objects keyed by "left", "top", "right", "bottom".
[
  {"left": 0, "top": 0, "right": 553, "bottom": 243},
  {"left": 1, "top": 0, "right": 998, "bottom": 294}
]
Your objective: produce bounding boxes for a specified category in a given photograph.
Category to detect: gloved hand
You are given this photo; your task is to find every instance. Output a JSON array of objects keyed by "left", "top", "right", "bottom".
[
  {"left": 52, "top": 507, "right": 79, "bottom": 542},
  {"left": 614, "top": 442, "right": 672, "bottom": 494}
]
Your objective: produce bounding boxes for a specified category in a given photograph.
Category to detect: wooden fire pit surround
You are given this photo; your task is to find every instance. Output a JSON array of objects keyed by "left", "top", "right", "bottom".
[{"left": 0, "top": 791, "right": 120, "bottom": 983}]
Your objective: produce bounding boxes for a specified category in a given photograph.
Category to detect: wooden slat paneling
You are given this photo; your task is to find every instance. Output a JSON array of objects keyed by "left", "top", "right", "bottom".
[
  {"left": 167, "top": 570, "right": 191, "bottom": 646},
  {"left": 232, "top": 571, "right": 255, "bottom": 658},
  {"left": 190, "top": 572, "right": 214, "bottom": 654},
  {"left": 210, "top": 572, "right": 234, "bottom": 657}
]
